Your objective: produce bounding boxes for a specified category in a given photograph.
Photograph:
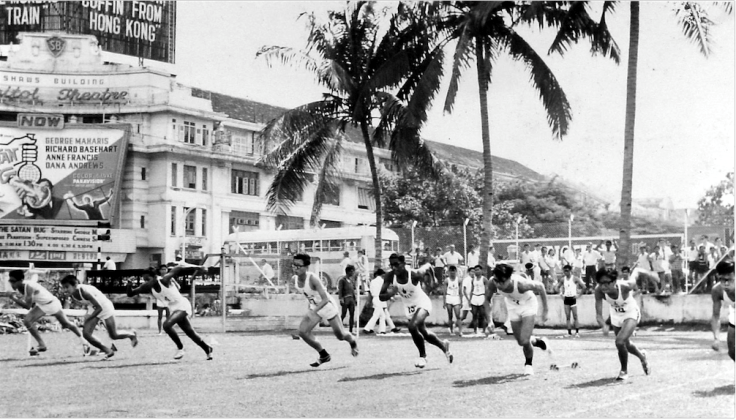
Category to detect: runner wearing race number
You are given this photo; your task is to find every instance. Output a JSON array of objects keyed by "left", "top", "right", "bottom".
[
  {"left": 292, "top": 253, "right": 358, "bottom": 368},
  {"left": 379, "top": 254, "right": 452, "bottom": 369},
  {"left": 594, "top": 268, "right": 650, "bottom": 381},
  {"left": 489, "top": 263, "right": 550, "bottom": 376},
  {"left": 710, "top": 260, "right": 735, "bottom": 360}
]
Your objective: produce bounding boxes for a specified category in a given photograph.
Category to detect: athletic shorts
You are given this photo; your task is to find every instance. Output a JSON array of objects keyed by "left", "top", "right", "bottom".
[
  {"left": 445, "top": 295, "right": 461, "bottom": 306},
  {"left": 310, "top": 300, "right": 339, "bottom": 321},
  {"left": 89, "top": 303, "right": 115, "bottom": 321},
  {"left": 505, "top": 297, "right": 538, "bottom": 322},
  {"left": 404, "top": 294, "right": 432, "bottom": 318},
  {"left": 169, "top": 299, "right": 192, "bottom": 316},
  {"left": 688, "top": 261, "right": 699, "bottom": 272},
  {"left": 36, "top": 298, "right": 63, "bottom": 316},
  {"left": 461, "top": 300, "right": 471, "bottom": 312},
  {"left": 563, "top": 296, "right": 577, "bottom": 307},
  {"left": 470, "top": 295, "right": 485, "bottom": 306},
  {"left": 609, "top": 305, "right": 640, "bottom": 328}
]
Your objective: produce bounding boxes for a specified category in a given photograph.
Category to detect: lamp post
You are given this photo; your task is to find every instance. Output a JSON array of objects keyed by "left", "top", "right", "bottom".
[
  {"left": 568, "top": 214, "right": 575, "bottom": 250},
  {"left": 411, "top": 220, "right": 418, "bottom": 254},
  {"left": 463, "top": 218, "right": 470, "bottom": 265}
]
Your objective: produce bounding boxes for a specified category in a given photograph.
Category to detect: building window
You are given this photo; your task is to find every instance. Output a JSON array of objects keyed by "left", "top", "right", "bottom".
[
  {"left": 202, "top": 125, "right": 210, "bottom": 146},
  {"left": 141, "top": 167, "right": 146, "bottom": 180},
  {"left": 231, "top": 169, "right": 259, "bottom": 196},
  {"left": 184, "top": 207, "right": 195, "bottom": 236},
  {"left": 201, "top": 209, "right": 207, "bottom": 236},
  {"left": 202, "top": 168, "right": 208, "bottom": 191},
  {"left": 358, "top": 187, "right": 375, "bottom": 211},
  {"left": 184, "top": 165, "right": 197, "bottom": 189},
  {"left": 140, "top": 215, "right": 146, "bottom": 229},
  {"left": 379, "top": 158, "right": 397, "bottom": 173},
  {"left": 324, "top": 185, "right": 340, "bottom": 206},
  {"left": 183, "top": 121, "right": 196, "bottom": 144},
  {"left": 321, "top": 220, "right": 342, "bottom": 229},
  {"left": 232, "top": 132, "right": 256, "bottom": 156},
  {"left": 171, "top": 163, "right": 178, "bottom": 187},
  {"left": 276, "top": 215, "right": 303, "bottom": 230},
  {"left": 172, "top": 118, "right": 178, "bottom": 141},
  {"left": 170, "top": 206, "right": 176, "bottom": 236},
  {"left": 230, "top": 211, "right": 260, "bottom": 232}
]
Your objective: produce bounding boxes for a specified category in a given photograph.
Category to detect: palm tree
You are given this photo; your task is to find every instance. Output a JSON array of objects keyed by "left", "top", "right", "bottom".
[
  {"left": 411, "top": 2, "right": 619, "bottom": 267},
  {"left": 257, "top": 2, "right": 443, "bottom": 265},
  {"left": 584, "top": 1, "right": 732, "bottom": 268}
]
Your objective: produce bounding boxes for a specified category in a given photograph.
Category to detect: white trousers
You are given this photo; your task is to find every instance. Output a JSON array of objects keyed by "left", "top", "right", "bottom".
[{"left": 363, "top": 300, "right": 396, "bottom": 333}]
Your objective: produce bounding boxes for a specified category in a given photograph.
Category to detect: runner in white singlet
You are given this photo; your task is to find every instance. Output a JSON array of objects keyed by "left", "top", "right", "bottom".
[
  {"left": 489, "top": 264, "right": 549, "bottom": 376},
  {"left": 442, "top": 265, "right": 463, "bottom": 336},
  {"left": 710, "top": 260, "right": 735, "bottom": 360},
  {"left": 556, "top": 264, "right": 585, "bottom": 338},
  {"left": 7, "top": 269, "right": 88, "bottom": 357},
  {"left": 469, "top": 266, "right": 489, "bottom": 335},
  {"left": 292, "top": 253, "right": 358, "bottom": 367},
  {"left": 154, "top": 265, "right": 172, "bottom": 335},
  {"left": 127, "top": 266, "right": 212, "bottom": 361},
  {"left": 379, "top": 254, "right": 452, "bottom": 369},
  {"left": 594, "top": 268, "right": 650, "bottom": 381},
  {"left": 61, "top": 275, "right": 138, "bottom": 360}
]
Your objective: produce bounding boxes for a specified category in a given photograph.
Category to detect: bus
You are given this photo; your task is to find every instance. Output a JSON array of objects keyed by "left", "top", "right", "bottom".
[{"left": 223, "top": 227, "right": 400, "bottom": 290}]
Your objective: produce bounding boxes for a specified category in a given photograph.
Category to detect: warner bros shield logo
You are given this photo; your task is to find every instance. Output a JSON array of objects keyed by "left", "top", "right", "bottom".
[{"left": 46, "top": 36, "right": 66, "bottom": 57}]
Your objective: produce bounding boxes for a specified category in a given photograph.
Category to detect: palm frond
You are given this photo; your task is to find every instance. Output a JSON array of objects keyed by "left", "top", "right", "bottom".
[
  {"left": 444, "top": 27, "right": 475, "bottom": 114},
  {"left": 674, "top": 2, "right": 715, "bottom": 58},
  {"left": 546, "top": 1, "right": 621, "bottom": 64},
  {"left": 259, "top": 99, "right": 343, "bottom": 155},
  {"left": 317, "top": 59, "right": 357, "bottom": 95},
  {"left": 310, "top": 135, "right": 345, "bottom": 226},
  {"left": 265, "top": 123, "right": 337, "bottom": 215},
  {"left": 501, "top": 28, "right": 572, "bottom": 140},
  {"left": 256, "top": 46, "right": 319, "bottom": 74},
  {"left": 372, "top": 92, "right": 403, "bottom": 148}
]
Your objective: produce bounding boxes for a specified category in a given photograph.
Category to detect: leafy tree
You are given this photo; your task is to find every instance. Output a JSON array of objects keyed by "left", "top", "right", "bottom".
[
  {"left": 257, "top": 2, "right": 443, "bottom": 264},
  {"left": 696, "top": 172, "right": 734, "bottom": 228}
]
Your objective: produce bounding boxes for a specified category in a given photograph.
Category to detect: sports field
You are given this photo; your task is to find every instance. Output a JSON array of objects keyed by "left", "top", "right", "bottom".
[{"left": 1, "top": 325, "right": 733, "bottom": 418}]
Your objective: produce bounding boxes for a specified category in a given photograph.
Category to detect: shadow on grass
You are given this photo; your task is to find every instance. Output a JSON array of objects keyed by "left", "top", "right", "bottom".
[
  {"left": 241, "top": 366, "right": 346, "bottom": 379},
  {"left": 19, "top": 359, "right": 90, "bottom": 368},
  {"left": 693, "top": 384, "right": 735, "bottom": 398},
  {"left": 0, "top": 358, "right": 27, "bottom": 362},
  {"left": 453, "top": 373, "right": 526, "bottom": 388},
  {"left": 565, "top": 378, "right": 622, "bottom": 389},
  {"left": 339, "top": 368, "right": 439, "bottom": 382},
  {"left": 85, "top": 361, "right": 178, "bottom": 369}
]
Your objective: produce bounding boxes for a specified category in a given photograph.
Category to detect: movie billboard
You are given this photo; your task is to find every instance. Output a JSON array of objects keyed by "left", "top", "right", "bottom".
[
  {"left": 0, "top": 122, "right": 128, "bottom": 226},
  {"left": 0, "top": 1, "right": 176, "bottom": 63}
]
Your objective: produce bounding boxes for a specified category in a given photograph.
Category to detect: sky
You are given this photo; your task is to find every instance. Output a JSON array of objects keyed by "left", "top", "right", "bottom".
[{"left": 172, "top": 1, "right": 735, "bottom": 209}]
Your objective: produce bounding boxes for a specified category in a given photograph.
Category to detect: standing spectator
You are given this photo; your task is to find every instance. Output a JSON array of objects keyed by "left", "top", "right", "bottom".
[
  {"left": 355, "top": 250, "right": 370, "bottom": 294},
  {"left": 432, "top": 247, "right": 446, "bottom": 284},
  {"left": 707, "top": 246, "right": 720, "bottom": 292},
  {"left": 650, "top": 246, "right": 667, "bottom": 294},
  {"left": 696, "top": 245, "right": 709, "bottom": 288},
  {"left": 538, "top": 246, "right": 550, "bottom": 286},
  {"left": 687, "top": 240, "right": 700, "bottom": 287},
  {"left": 557, "top": 264, "right": 585, "bottom": 338},
  {"left": 582, "top": 243, "right": 602, "bottom": 293},
  {"left": 442, "top": 265, "right": 464, "bottom": 336},
  {"left": 443, "top": 244, "right": 464, "bottom": 277},
  {"left": 460, "top": 266, "right": 473, "bottom": 333},
  {"left": 545, "top": 248, "right": 560, "bottom": 294},
  {"left": 520, "top": 244, "right": 533, "bottom": 267},
  {"left": 669, "top": 245, "right": 685, "bottom": 294},
  {"left": 340, "top": 252, "right": 353, "bottom": 274},
  {"left": 469, "top": 266, "right": 489, "bottom": 335},
  {"left": 530, "top": 244, "right": 543, "bottom": 280},
  {"left": 403, "top": 248, "right": 415, "bottom": 269},
  {"left": 466, "top": 245, "right": 480, "bottom": 270},
  {"left": 487, "top": 246, "right": 497, "bottom": 278},
  {"left": 572, "top": 248, "right": 584, "bottom": 279},
  {"left": 700, "top": 235, "right": 715, "bottom": 254},
  {"left": 260, "top": 259, "right": 275, "bottom": 285},
  {"left": 362, "top": 269, "right": 400, "bottom": 335},
  {"left": 337, "top": 265, "right": 358, "bottom": 334},
  {"left": 561, "top": 246, "right": 574, "bottom": 267},
  {"left": 597, "top": 240, "right": 618, "bottom": 270},
  {"left": 103, "top": 257, "right": 116, "bottom": 271}
]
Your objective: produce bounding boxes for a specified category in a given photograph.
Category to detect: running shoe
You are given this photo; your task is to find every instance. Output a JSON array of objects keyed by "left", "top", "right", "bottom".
[
  {"left": 414, "top": 357, "right": 427, "bottom": 369},
  {"left": 641, "top": 350, "right": 650, "bottom": 375},
  {"left": 524, "top": 364, "right": 534, "bottom": 376},
  {"left": 174, "top": 349, "right": 185, "bottom": 360},
  {"left": 391, "top": 327, "right": 402, "bottom": 333},
  {"left": 362, "top": 329, "right": 374, "bottom": 335},
  {"left": 111, "top": 343, "right": 118, "bottom": 352},
  {"left": 350, "top": 341, "right": 359, "bottom": 357},
  {"left": 443, "top": 340, "right": 453, "bottom": 364},
  {"left": 131, "top": 331, "right": 139, "bottom": 348},
  {"left": 206, "top": 345, "right": 214, "bottom": 361},
  {"left": 616, "top": 371, "right": 628, "bottom": 381},
  {"left": 103, "top": 351, "right": 115, "bottom": 360},
  {"left": 310, "top": 354, "right": 331, "bottom": 367}
]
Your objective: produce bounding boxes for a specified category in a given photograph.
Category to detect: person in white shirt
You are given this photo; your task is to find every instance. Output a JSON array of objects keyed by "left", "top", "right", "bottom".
[
  {"left": 649, "top": 246, "right": 667, "bottom": 294},
  {"left": 103, "top": 257, "right": 116, "bottom": 270},
  {"left": 432, "top": 247, "right": 446, "bottom": 284},
  {"left": 487, "top": 246, "right": 497, "bottom": 278},
  {"left": 362, "top": 269, "right": 401, "bottom": 335},
  {"left": 596, "top": 240, "right": 618, "bottom": 270},
  {"left": 355, "top": 249, "right": 370, "bottom": 293},
  {"left": 582, "top": 244, "right": 602, "bottom": 292},
  {"left": 520, "top": 244, "right": 533, "bottom": 267},
  {"left": 443, "top": 244, "right": 464, "bottom": 278},
  {"left": 466, "top": 244, "right": 479, "bottom": 270},
  {"left": 460, "top": 267, "right": 474, "bottom": 333},
  {"left": 260, "top": 259, "right": 275, "bottom": 284},
  {"left": 545, "top": 248, "right": 560, "bottom": 294},
  {"left": 340, "top": 252, "right": 353, "bottom": 274},
  {"left": 686, "top": 239, "right": 700, "bottom": 285},
  {"left": 572, "top": 248, "right": 584, "bottom": 279}
]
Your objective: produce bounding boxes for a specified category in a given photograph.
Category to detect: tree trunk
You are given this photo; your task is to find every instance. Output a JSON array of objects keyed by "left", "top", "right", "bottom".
[
  {"left": 618, "top": 1, "right": 640, "bottom": 269},
  {"left": 360, "top": 120, "right": 383, "bottom": 268},
  {"left": 476, "top": 36, "right": 493, "bottom": 270}
]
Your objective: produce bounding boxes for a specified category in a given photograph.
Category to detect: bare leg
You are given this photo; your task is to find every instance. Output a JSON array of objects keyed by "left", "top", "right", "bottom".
[
  {"left": 298, "top": 312, "right": 324, "bottom": 352},
  {"left": 103, "top": 316, "right": 135, "bottom": 341},
  {"left": 162, "top": 311, "right": 184, "bottom": 349},
  {"left": 414, "top": 309, "right": 446, "bottom": 352},
  {"left": 173, "top": 312, "right": 211, "bottom": 353},
  {"left": 564, "top": 305, "right": 572, "bottom": 333},
  {"left": 728, "top": 325, "right": 735, "bottom": 361},
  {"left": 83, "top": 317, "right": 111, "bottom": 354},
  {"left": 23, "top": 307, "right": 47, "bottom": 349}
]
